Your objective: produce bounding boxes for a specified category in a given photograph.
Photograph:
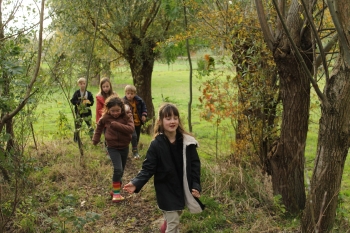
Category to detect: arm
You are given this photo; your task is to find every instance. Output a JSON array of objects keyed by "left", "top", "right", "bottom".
[
  {"left": 96, "top": 96, "right": 104, "bottom": 122},
  {"left": 137, "top": 96, "right": 147, "bottom": 123},
  {"left": 70, "top": 91, "right": 79, "bottom": 105},
  {"left": 87, "top": 91, "right": 94, "bottom": 107},
  {"left": 92, "top": 117, "right": 105, "bottom": 145},
  {"left": 124, "top": 141, "right": 158, "bottom": 193},
  {"left": 141, "top": 99, "right": 147, "bottom": 118},
  {"left": 188, "top": 145, "right": 202, "bottom": 193}
]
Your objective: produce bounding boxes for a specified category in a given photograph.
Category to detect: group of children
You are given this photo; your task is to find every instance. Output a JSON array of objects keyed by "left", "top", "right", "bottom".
[
  {"left": 70, "top": 77, "right": 204, "bottom": 232},
  {"left": 70, "top": 77, "right": 146, "bottom": 159}
]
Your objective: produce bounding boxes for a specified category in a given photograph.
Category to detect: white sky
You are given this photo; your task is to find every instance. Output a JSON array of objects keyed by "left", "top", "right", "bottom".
[{"left": 2, "top": 0, "right": 51, "bottom": 33}]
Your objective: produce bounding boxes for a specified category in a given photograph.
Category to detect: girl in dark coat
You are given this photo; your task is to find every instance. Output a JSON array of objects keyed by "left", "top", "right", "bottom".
[{"left": 123, "top": 103, "right": 204, "bottom": 232}]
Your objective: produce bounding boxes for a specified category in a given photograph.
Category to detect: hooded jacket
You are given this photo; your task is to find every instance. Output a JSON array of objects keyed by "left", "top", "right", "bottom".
[
  {"left": 92, "top": 113, "right": 134, "bottom": 149},
  {"left": 131, "top": 133, "right": 205, "bottom": 213}
]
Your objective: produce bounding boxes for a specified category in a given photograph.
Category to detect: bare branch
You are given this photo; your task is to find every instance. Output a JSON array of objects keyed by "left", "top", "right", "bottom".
[
  {"left": 326, "top": 0, "right": 350, "bottom": 66},
  {"left": 271, "top": 0, "right": 326, "bottom": 104},
  {"left": 300, "top": 0, "right": 329, "bottom": 80}
]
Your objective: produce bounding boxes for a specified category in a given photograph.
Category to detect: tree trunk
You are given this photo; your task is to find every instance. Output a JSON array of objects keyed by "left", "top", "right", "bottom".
[
  {"left": 268, "top": 55, "right": 310, "bottom": 214},
  {"left": 301, "top": 59, "right": 350, "bottom": 232},
  {"left": 125, "top": 39, "right": 156, "bottom": 134}
]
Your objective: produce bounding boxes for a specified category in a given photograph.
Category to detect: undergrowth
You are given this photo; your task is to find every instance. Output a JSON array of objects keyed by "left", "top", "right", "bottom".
[{"left": 0, "top": 133, "right": 309, "bottom": 233}]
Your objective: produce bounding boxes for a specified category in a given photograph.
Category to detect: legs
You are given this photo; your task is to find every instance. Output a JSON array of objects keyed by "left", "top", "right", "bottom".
[
  {"left": 132, "top": 125, "right": 142, "bottom": 159},
  {"left": 162, "top": 210, "right": 182, "bottom": 233},
  {"left": 108, "top": 147, "right": 129, "bottom": 202}
]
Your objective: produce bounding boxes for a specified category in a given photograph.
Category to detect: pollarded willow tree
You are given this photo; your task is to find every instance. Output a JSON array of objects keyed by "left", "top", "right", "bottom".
[
  {"left": 256, "top": 0, "right": 314, "bottom": 214},
  {"left": 259, "top": 0, "right": 349, "bottom": 230},
  {"left": 49, "top": 0, "right": 183, "bottom": 125},
  {"left": 301, "top": 1, "right": 350, "bottom": 231}
]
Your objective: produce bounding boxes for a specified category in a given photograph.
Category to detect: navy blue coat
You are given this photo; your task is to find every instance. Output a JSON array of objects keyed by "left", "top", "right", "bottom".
[
  {"left": 70, "top": 90, "right": 94, "bottom": 117},
  {"left": 123, "top": 95, "right": 147, "bottom": 124}
]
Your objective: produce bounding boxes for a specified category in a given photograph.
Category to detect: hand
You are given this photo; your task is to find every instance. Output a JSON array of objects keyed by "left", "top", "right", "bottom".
[
  {"left": 191, "top": 189, "right": 200, "bottom": 198},
  {"left": 123, "top": 182, "right": 136, "bottom": 194},
  {"left": 141, "top": 116, "right": 146, "bottom": 122}
]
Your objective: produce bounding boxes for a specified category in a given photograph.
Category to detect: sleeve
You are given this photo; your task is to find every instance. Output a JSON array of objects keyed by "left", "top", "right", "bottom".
[
  {"left": 141, "top": 99, "right": 147, "bottom": 117},
  {"left": 131, "top": 141, "right": 158, "bottom": 192},
  {"left": 188, "top": 144, "right": 202, "bottom": 193},
  {"left": 87, "top": 91, "right": 94, "bottom": 107},
  {"left": 96, "top": 96, "right": 104, "bottom": 123},
  {"left": 92, "top": 117, "right": 105, "bottom": 145},
  {"left": 110, "top": 116, "right": 134, "bottom": 134},
  {"left": 70, "top": 91, "right": 79, "bottom": 105}
]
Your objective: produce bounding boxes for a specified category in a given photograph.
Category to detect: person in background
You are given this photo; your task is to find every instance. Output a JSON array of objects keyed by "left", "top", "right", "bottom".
[
  {"left": 123, "top": 103, "right": 205, "bottom": 233},
  {"left": 123, "top": 85, "right": 147, "bottom": 159},
  {"left": 92, "top": 95, "right": 134, "bottom": 203},
  {"left": 96, "top": 77, "right": 117, "bottom": 123},
  {"left": 95, "top": 77, "right": 117, "bottom": 155},
  {"left": 70, "top": 77, "right": 94, "bottom": 141}
]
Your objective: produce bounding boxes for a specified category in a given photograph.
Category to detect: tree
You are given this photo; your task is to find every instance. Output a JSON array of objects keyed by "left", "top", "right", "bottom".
[
  {"left": 256, "top": 0, "right": 314, "bottom": 214},
  {"left": 49, "top": 0, "right": 182, "bottom": 128},
  {"left": 190, "top": 1, "right": 280, "bottom": 172},
  {"left": 301, "top": 0, "right": 350, "bottom": 231},
  {"left": 0, "top": 0, "right": 45, "bottom": 230}
]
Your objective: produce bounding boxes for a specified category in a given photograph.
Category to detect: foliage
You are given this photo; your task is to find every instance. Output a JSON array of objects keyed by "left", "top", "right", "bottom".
[{"left": 192, "top": 1, "right": 279, "bottom": 168}]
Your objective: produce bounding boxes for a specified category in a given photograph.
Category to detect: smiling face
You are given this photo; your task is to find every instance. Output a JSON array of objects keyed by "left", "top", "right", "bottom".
[
  {"left": 161, "top": 114, "right": 179, "bottom": 135},
  {"left": 108, "top": 105, "right": 122, "bottom": 118}
]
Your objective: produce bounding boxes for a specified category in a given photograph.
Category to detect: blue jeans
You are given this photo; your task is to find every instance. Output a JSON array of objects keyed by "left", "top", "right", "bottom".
[{"left": 107, "top": 147, "right": 129, "bottom": 182}]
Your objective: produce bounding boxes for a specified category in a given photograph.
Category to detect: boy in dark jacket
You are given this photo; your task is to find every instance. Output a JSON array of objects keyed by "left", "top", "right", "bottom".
[
  {"left": 70, "top": 77, "right": 94, "bottom": 141},
  {"left": 123, "top": 85, "right": 147, "bottom": 159}
]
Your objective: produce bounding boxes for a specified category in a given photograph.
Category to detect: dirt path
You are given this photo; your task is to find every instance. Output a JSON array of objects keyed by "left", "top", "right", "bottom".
[{"left": 97, "top": 156, "right": 164, "bottom": 233}]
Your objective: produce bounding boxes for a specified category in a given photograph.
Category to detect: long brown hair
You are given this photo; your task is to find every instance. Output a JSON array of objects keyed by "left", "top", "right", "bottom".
[
  {"left": 102, "top": 95, "right": 125, "bottom": 116},
  {"left": 153, "top": 103, "right": 191, "bottom": 138},
  {"left": 97, "top": 77, "right": 114, "bottom": 99}
]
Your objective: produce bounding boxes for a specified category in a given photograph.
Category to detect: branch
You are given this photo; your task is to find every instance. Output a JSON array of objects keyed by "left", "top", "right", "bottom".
[
  {"left": 86, "top": 12, "right": 123, "bottom": 56},
  {"left": 0, "top": 0, "right": 45, "bottom": 131},
  {"left": 1, "top": 0, "right": 22, "bottom": 29},
  {"left": 326, "top": 0, "right": 350, "bottom": 66},
  {"left": 141, "top": 1, "right": 161, "bottom": 36},
  {"left": 315, "top": 33, "right": 338, "bottom": 68},
  {"left": 271, "top": 0, "right": 327, "bottom": 104},
  {"left": 255, "top": 0, "right": 274, "bottom": 50},
  {"left": 85, "top": 0, "right": 102, "bottom": 91},
  {"left": 300, "top": 0, "right": 329, "bottom": 80}
]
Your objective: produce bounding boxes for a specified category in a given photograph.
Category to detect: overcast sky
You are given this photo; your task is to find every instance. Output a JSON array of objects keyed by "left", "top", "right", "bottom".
[{"left": 2, "top": 0, "right": 51, "bottom": 33}]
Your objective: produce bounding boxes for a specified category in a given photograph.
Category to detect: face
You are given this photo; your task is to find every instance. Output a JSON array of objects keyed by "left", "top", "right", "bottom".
[
  {"left": 125, "top": 91, "right": 136, "bottom": 101},
  {"left": 108, "top": 105, "right": 122, "bottom": 118},
  {"left": 102, "top": 82, "right": 111, "bottom": 94},
  {"left": 78, "top": 81, "right": 86, "bottom": 91},
  {"left": 161, "top": 114, "right": 179, "bottom": 134}
]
